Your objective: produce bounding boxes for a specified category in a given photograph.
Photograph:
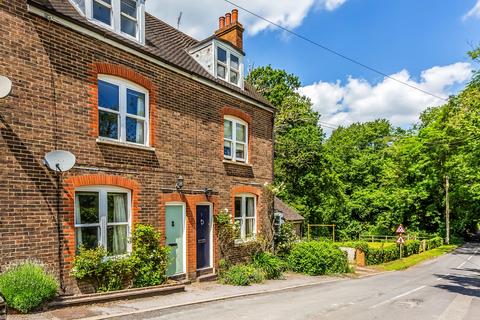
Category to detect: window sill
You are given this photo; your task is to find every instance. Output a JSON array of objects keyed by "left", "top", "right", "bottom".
[
  {"left": 234, "top": 238, "right": 256, "bottom": 246},
  {"left": 96, "top": 138, "right": 155, "bottom": 152},
  {"left": 223, "top": 160, "right": 252, "bottom": 167}
]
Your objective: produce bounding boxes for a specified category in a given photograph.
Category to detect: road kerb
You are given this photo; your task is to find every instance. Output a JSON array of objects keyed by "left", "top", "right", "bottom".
[{"left": 81, "top": 277, "right": 354, "bottom": 320}]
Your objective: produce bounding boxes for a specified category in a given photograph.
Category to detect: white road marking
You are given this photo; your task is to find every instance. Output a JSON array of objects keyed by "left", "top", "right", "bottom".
[
  {"left": 437, "top": 273, "right": 449, "bottom": 281},
  {"left": 370, "top": 285, "right": 426, "bottom": 309},
  {"left": 438, "top": 295, "right": 473, "bottom": 320},
  {"left": 457, "top": 248, "right": 478, "bottom": 269}
]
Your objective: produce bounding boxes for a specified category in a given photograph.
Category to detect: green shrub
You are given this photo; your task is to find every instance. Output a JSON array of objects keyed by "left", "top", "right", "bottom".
[
  {"left": 287, "top": 241, "right": 349, "bottom": 276},
  {"left": 274, "top": 222, "right": 298, "bottom": 257},
  {"left": 219, "top": 264, "right": 264, "bottom": 286},
  {"left": 71, "top": 224, "right": 169, "bottom": 292},
  {"left": 252, "top": 252, "right": 285, "bottom": 280},
  {"left": 426, "top": 237, "right": 443, "bottom": 250},
  {"left": 71, "top": 246, "right": 135, "bottom": 292},
  {"left": 131, "top": 224, "right": 170, "bottom": 287},
  {"left": 0, "top": 262, "right": 59, "bottom": 313}
]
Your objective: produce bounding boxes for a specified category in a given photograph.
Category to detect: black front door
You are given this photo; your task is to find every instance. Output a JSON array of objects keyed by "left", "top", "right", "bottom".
[{"left": 196, "top": 205, "right": 211, "bottom": 269}]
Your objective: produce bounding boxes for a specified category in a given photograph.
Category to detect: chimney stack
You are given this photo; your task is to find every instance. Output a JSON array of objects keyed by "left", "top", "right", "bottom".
[{"left": 215, "top": 9, "right": 245, "bottom": 51}]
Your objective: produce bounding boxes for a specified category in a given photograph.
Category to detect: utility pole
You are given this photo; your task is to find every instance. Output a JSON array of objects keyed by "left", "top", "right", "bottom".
[{"left": 445, "top": 175, "right": 450, "bottom": 245}]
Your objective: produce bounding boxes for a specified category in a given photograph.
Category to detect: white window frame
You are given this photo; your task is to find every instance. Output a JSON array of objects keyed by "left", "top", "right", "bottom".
[
  {"left": 234, "top": 194, "right": 257, "bottom": 241},
  {"left": 97, "top": 74, "right": 150, "bottom": 147},
  {"left": 214, "top": 42, "right": 244, "bottom": 88},
  {"left": 84, "top": 0, "right": 145, "bottom": 44},
  {"left": 224, "top": 115, "right": 248, "bottom": 163},
  {"left": 74, "top": 186, "right": 132, "bottom": 255}
]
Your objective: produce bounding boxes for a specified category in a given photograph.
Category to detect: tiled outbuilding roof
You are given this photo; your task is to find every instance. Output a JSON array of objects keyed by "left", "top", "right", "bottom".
[
  {"left": 274, "top": 197, "right": 305, "bottom": 222},
  {"left": 28, "top": 0, "right": 274, "bottom": 109}
]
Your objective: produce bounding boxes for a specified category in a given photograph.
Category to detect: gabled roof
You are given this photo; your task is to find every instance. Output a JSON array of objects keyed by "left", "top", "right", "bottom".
[
  {"left": 28, "top": 0, "right": 273, "bottom": 109},
  {"left": 274, "top": 197, "right": 305, "bottom": 222}
]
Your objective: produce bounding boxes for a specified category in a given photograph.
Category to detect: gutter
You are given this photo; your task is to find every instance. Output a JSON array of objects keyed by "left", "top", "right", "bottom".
[{"left": 27, "top": 4, "right": 274, "bottom": 114}]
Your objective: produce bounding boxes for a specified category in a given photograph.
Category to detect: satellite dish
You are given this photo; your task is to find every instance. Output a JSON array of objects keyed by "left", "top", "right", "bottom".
[
  {"left": 0, "top": 76, "right": 12, "bottom": 99},
  {"left": 44, "top": 150, "right": 76, "bottom": 172}
]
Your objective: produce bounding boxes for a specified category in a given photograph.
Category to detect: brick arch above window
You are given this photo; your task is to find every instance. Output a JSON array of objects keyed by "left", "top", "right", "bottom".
[
  {"left": 89, "top": 63, "right": 157, "bottom": 145},
  {"left": 62, "top": 174, "right": 140, "bottom": 265},
  {"left": 222, "top": 107, "right": 252, "bottom": 126}
]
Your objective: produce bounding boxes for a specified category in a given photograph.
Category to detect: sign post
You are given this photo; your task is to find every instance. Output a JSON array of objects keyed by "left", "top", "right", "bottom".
[{"left": 396, "top": 224, "right": 406, "bottom": 259}]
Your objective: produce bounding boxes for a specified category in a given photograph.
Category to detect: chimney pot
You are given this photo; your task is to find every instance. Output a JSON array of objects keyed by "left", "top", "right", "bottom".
[
  {"left": 225, "top": 13, "right": 231, "bottom": 26},
  {"left": 219, "top": 16, "right": 225, "bottom": 29},
  {"left": 232, "top": 9, "right": 238, "bottom": 23}
]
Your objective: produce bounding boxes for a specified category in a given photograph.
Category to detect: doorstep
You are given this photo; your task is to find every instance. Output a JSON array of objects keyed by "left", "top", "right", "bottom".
[{"left": 48, "top": 281, "right": 189, "bottom": 309}]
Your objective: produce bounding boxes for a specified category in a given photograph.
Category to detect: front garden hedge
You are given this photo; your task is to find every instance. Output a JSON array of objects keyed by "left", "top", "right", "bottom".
[{"left": 287, "top": 241, "right": 349, "bottom": 276}]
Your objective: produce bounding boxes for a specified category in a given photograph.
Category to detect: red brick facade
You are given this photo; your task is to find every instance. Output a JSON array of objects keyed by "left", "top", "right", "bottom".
[{"left": 0, "top": 0, "right": 274, "bottom": 294}]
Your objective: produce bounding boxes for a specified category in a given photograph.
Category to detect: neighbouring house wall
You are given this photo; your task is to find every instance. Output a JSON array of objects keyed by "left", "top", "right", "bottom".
[{"left": 0, "top": 0, "right": 274, "bottom": 293}]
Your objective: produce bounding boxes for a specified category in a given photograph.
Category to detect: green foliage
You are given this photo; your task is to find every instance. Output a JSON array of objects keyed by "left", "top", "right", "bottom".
[
  {"left": 0, "top": 262, "right": 59, "bottom": 313},
  {"left": 426, "top": 237, "right": 443, "bottom": 250},
  {"left": 219, "top": 264, "right": 265, "bottom": 286},
  {"left": 252, "top": 252, "right": 285, "bottom": 280},
  {"left": 380, "top": 245, "right": 457, "bottom": 271},
  {"left": 71, "top": 224, "right": 169, "bottom": 292},
  {"left": 71, "top": 246, "right": 135, "bottom": 292},
  {"left": 274, "top": 222, "right": 298, "bottom": 256},
  {"left": 287, "top": 241, "right": 349, "bottom": 276},
  {"left": 131, "top": 225, "right": 170, "bottom": 287}
]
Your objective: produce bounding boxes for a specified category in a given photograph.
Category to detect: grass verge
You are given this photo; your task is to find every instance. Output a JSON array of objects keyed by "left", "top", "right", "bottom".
[{"left": 377, "top": 245, "right": 458, "bottom": 271}]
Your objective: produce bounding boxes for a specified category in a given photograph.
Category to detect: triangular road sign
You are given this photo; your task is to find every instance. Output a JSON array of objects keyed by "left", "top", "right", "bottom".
[
  {"left": 396, "top": 236, "right": 405, "bottom": 244},
  {"left": 396, "top": 224, "right": 405, "bottom": 234}
]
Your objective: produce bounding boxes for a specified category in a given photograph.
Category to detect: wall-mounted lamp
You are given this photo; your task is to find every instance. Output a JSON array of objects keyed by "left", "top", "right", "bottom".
[
  {"left": 203, "top": 188, "right": 213, "bottom": 198},
  {"left": 176, "top": 175, "right": 184, "bottom": 192},
  {"left": 0, "top": 76, "right": 12, "bottom": 99}
]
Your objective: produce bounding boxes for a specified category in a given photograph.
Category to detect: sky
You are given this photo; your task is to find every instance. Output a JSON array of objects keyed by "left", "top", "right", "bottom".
[{"left": 146, "top": 0, "right": 480, "bottom": 131}]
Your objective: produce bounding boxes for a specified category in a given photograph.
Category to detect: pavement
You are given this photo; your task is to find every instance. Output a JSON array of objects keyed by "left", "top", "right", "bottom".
[{"left": 8, "top": 243, "right": 478, "bottom": 320}]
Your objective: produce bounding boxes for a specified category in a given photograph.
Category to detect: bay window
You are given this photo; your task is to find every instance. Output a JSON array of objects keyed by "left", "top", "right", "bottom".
[
  {"left": 224, "top": 116, "right": 248, "bottom": 163},
  {"left": 234, "top": 194, "right": 256, "bottom": 240},
  {"left": 75, "top": 187, "right": 131, "bottom": 255},
  {"left": 98, "top": 75, "right": 149, "bottom": 146}
]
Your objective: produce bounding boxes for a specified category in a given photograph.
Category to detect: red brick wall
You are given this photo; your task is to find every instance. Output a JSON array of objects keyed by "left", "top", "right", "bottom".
[{"left": 0, "top": 0, "right": 274, "bottom": 293}]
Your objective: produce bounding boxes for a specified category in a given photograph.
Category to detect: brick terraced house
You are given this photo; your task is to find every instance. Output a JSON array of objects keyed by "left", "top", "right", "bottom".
[{"left": 0, "top": 0, "right": 274, "bottom": 293}]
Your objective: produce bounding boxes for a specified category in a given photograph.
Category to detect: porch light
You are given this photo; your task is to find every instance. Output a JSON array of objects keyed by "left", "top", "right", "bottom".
[
  {"left": 176, "top": 175, "right": 184, "bottom": 191},
  {"left": 204, "top": 188, "right": 213, "bottom": 198}
]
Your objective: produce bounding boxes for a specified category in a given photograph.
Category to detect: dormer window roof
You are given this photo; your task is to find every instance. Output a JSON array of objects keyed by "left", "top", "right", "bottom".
[{"left": 68, "top": 0, "right": 145, "bottom": 44}]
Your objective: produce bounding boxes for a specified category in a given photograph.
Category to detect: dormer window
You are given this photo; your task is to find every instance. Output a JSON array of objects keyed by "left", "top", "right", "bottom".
[
  {"left": 70, "top": 0, "right": 145, "bottom": 44},
  {"left": 215, "top": 44, "right": 243, "bottom": 87}
]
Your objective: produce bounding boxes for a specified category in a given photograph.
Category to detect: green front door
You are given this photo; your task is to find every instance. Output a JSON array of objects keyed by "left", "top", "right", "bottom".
[{"left": 166, "top": 205, "right": 184, "bottom": 276}]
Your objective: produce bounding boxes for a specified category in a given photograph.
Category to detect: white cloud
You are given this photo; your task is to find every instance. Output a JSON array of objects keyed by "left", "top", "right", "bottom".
[
  {"left": 299, "top": 62, "right": 473, "bottom": 131},
  {"left": 464, "top": 0, "right": 480, "bottom": 20},
  {"left": 145, "top": 0, "right": 347, "bottom": 39}
]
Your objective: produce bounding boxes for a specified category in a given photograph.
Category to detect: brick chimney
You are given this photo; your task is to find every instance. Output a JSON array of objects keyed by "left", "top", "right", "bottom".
[{"left": 215, "top": 9, "right": 244, "bottom": 51}]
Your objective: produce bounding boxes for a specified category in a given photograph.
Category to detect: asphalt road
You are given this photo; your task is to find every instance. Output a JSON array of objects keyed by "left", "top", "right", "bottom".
[{"left": 119, "top": 243, "right": 480, "bottom": 320}]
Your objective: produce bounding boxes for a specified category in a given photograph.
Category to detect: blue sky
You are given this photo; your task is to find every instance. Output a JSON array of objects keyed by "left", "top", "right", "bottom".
[{"left": 147, "top": 0, "right": 480, "bottom": 130}]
